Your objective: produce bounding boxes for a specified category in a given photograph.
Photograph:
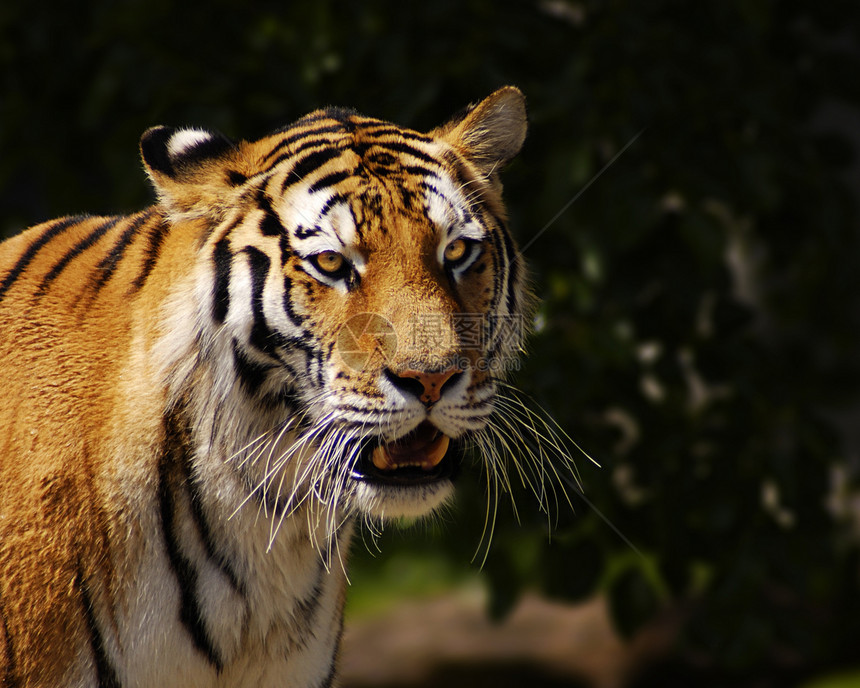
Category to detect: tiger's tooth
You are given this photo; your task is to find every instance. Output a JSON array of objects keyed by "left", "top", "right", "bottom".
[
  {"left": 425, "top": 435, "right": 450, "bottom": 469},
  {"left": 371, "top": 445, "right": 393, "bottom": 471}
]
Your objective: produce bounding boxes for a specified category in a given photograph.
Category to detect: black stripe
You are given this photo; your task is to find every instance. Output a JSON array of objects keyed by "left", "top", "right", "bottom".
[
  {"left": 481, "top": 216, "right": 505, "bottom": 316},
  {"left": 279, "top": 231, "right": 293, "bottom": 260},
  {"left": 334, "top": 402, "right": 396, "bottom": 415},
  {"left": 35, "top": 217, "right": 122, "bottom": 297},
  {"left": 243, "top": 247, "right": 275, "bottom": 355},
  {"left": 226, "top": 170, "right": 247, "bottom": 186},
  {"left": 319, "top": 609, "right": 345, "bottom": 688},
  {"left": 275, "top": 331, "right": 318, "bottom": 358},
  {"left": 358, "top": 125, "right": 433, "bottom": 143},
  {"left": 140, "top": 127, "right": 176, "bottom": 176},
  {"left": 419, "top": 181, "right": 460, "bottom": 223},
  {"left": 176, "top": 418, "right": 246, "bottom": 596},
  {"left": 282, "top": 273, "right": 307, "bottom": 326},
  {"left": 158, "top": 417, "right": 223, "bottom": 671},
  {"left": 232, "top": 339, "right": 273, "bottom": 396},
  {"left": 90, "top": 211, "right": 155, "bottom": 295},
  {"left": 367, "top": 151, "right": 397, "bottom": 167},
  {"left": 492, "top": 233, "right": 505, "bottom": 317},
  {"left": 128, "top": 220, "right": 170, "bottom": 294},
  {"left": 294, "top": 224, "right": 321, "bottom": 240},
  {"left": 252, "top": 190, "right": 284, "bottom": 238},
  {"left": 506, "top": 250, "right": 521, "bottom": 316},
  {"left": 0, "top": 583, "right": 16, "bottom": 688},
  {"left": 499, "top": 226, "right": 519, "bottom": 313},
  {"left": 77, "top": 569, "right": 121, "bottom": 688},
  {"left": 280, "top": 148, "right": 343, "bottom": 194},
  {"left": 318, "top": 659, "right": 337, "bottom": 688},
  {"left": 212, "top": 238, "right": 232, "bottom": 324},
  {"left": 260, "top": 212, "right": 282, "bottom": 237},
  {"left": 403, "top": 165, "right": 440, "bottom": 179},
  {"left": 264, "top": 136, "right": 343, "bottom": 174},
  {"left": 318, "top": 193, "right": 347, "bottom": 219},
  {"left": 308, "top": 170, "right": 351, "bottom": 194},
  {"left": 316, "top": 195, "right": 363, "bottom": 242},
  {"left": 290, "top": 136, "right": 343, "bottom": 160},
  {"left": 262, "top": 123, "right": 344, "bottom": 164},
  {"left": 490, "top": 210, "right": 519, "bottom": 315},
  {"left": 0, "top": 215, "right": 84, "bottom": 301},
  {"left": 314, "top": 347, "right": 326, "bottom": 388},
  {"left": 372, "top": 140, "right": 438, "bottom": 166}
]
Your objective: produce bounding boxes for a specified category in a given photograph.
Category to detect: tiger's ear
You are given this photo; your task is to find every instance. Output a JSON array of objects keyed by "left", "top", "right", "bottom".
[
  {"left": 435, "top": 86, "right": 527, "bottom": 178},
  {"left": 140, "top": 126, "right": 246, "bottom": 220}
]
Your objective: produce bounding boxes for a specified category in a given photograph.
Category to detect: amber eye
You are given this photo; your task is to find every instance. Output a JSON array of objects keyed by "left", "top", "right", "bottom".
[
  {"left": 312, "top": 251, "right": 346, "bottom": 276},
  {"left": 444, "top": 239, "right": 469, "bottom": 263}
]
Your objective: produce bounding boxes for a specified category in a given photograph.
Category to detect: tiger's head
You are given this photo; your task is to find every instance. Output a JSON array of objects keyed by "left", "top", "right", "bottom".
[{"left": 142, "top": 88, "right": 550, "bottom": 533}]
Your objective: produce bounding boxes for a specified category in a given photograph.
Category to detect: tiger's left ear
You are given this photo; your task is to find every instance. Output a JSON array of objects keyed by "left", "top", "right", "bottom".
[
  {"left": 434, "top": 86, "right": 527, "bottom": 178},
  {"left": 140, "top": 126, "right": 246, "bottom": 220}
]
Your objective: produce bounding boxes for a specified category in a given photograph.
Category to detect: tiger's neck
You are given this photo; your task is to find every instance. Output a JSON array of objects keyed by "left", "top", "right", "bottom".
[
  {"left": 110, "top": 256, "right": 353, "bottom": 685},
  {"left": 109, "top": 398, "right": 353, "bottom": 686}
]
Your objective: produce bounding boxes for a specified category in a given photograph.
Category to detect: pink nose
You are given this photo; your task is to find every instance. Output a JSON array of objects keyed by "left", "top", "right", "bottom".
[{"left": 387, "top": 366, "right": 463, "bottom": 405}]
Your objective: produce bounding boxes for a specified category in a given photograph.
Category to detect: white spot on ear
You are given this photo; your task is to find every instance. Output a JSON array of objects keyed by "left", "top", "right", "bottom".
[{"left": 167, "top": 128, "right": 213, "bottom": 159}]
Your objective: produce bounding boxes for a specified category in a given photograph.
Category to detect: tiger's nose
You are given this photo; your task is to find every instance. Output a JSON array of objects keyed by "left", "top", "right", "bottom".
[{"left": 384, "top": 366, "right": 464, "bottom": 406}]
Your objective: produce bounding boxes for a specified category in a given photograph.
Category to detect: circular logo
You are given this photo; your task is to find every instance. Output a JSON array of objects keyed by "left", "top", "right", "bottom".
[{"left": 336, "top": 312, "right": 398, "bottom": 372}]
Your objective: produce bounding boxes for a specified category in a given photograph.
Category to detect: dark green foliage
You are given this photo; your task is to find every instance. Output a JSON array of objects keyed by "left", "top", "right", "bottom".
[{"left": 3, "top": 1, "right": 859, "bottom": 683}]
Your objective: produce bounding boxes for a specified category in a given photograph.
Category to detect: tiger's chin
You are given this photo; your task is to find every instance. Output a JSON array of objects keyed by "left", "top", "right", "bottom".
[{"left": 348, "top": 421, "right": 461, "bottom": 520}]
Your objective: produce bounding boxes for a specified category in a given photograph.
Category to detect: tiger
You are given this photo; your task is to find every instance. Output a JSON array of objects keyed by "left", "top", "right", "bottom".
[{"left": 0, "top": 86, "right": 571, "bottom": 688}]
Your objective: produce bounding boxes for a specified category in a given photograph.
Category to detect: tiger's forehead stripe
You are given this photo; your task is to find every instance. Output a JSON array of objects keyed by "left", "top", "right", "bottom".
[
  {"left": 353, "top": 125, "right": 434, "bottom": 143},
  {"left": 261, "top": 123, "right": 343, "bottom": 164},
  {"left": 253, "top": 117, "right": 473, "bottom": 261},
  {"left": 279, "top": 148, "right": 345, "bottom": 195},
  {"left": 260, "top": 111, "right": 448, "bottom": 181}
]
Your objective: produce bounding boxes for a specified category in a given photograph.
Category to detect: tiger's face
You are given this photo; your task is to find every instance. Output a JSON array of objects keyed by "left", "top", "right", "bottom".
[{"left": 143, "top": 88, "right": 531, "bottom": 526}]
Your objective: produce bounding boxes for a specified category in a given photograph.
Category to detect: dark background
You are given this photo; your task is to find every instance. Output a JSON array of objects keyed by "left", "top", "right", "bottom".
[{"left": 3, "top": 2, "right": 860, "bottom": 686}]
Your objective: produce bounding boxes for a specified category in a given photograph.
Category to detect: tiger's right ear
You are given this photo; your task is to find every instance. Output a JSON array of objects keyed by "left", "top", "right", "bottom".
[
  {"left": 434, "top": 86, "right": 527, "bottom": 180},
  {"left": 140, "top": 126, "right": 246, "bottom": 220}
]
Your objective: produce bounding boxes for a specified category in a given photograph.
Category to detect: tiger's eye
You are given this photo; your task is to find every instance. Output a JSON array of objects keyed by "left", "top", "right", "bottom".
[
  {"left": 315, "top": 251, "right": 345, "bottom": 274},
  {"left": 444, "top": 239, "right": 468, "bottom": 263}
]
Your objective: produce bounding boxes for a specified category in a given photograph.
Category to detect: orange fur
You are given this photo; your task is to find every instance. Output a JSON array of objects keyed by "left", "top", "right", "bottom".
[{"left": 0, "top": 88, "right": 529, "bottom": 687}]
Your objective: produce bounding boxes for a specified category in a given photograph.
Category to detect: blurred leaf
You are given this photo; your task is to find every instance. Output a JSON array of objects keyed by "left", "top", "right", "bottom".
[
  {"left": 802, "top": 672, "right": 860, "bottom": 688},
  {"left": 607, "top": 566, "right": 661, "bottom": 639}
]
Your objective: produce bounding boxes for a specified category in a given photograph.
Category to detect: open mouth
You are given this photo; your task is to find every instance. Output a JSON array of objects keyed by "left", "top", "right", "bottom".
[{"left": 352, "top": 421, "right": 458, "bottom": 485}]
